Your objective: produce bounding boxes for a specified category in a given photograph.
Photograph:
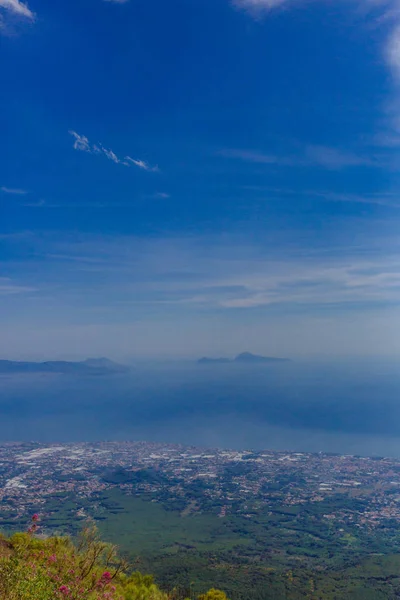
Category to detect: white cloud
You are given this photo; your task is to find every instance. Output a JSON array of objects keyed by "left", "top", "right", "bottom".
[
  {"left": 125, "top": 156, "right": 159, "bottom": 172},
  {"left": 100, "top": 145, "right": 120, "bottom": 164},
  {"left": 0, "top": 0, "right": 34, "bottom": 20},
  {"left": 69, "top": 131, "right": 91, "bottom": 153},
  {"left": 69, "top": 131, "right": 120, "bottom": 164},
  {"left": 1, "top": 186, "right": 28, "bottom": 195},
  {"left": 69, "top": 131, "right": 159, "bottom": 171}
]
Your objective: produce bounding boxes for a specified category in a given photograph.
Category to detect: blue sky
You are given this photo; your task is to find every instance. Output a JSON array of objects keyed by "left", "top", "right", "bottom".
[{"left": 2, "top": 0, "right": 400, "bottom": 359}]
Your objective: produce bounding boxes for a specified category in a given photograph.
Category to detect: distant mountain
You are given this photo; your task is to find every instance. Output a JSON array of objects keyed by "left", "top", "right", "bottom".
[
  {"left": 198, "top": 352, "right": 290, "bottom": 364},
  {"left": 234, "top": 352, "right": 290, "bottom": 364},
  {"left": 0, "top": 357, "right": 130, "bottom": 375}
]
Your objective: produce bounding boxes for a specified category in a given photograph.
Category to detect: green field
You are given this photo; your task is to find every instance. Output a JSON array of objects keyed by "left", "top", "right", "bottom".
[
  {"left": 96, "top": 490, "right": 250, "bottom": 555},
  {"left": 3, "top": 489, "right": 400, "bottom": 599},
  {"left": 36, "top": 491, "right": 400, "bottom": 598}
]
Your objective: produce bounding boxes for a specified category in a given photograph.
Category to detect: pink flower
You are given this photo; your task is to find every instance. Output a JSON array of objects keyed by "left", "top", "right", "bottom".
[
  {"left": 32, "top": 513, "right": 39, "bottom": 522},
  {"left": 48, "top": 554, "right": 57, "bottom": 563},
  {"left": 59, "top": 585, "right": 70, "bottom": 595},
  {"left": 97, "top": 571, "right": 113, "bottom": 588}
]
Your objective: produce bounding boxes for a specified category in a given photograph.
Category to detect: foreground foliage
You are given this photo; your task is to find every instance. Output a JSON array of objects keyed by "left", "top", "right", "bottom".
[{"left": 0, "top": 517, "right": 228, "bottom": 600}]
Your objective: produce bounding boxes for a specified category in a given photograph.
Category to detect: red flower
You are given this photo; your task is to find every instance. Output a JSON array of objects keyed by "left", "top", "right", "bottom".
[
  {"left": 101, "top": 571, "right": 112, "bottom": 581},
  {"left": 32, "top": 514, "right": 39, "bottom": 522}
]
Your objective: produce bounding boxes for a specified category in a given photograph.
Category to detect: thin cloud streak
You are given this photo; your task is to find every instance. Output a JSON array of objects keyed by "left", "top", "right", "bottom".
[
  {"left": 3, "top": 231, "right": 400, "bottom": 357},
  {"left": 101, "top": 146, "right": 120, "bottom": 164},
  {"left": 69, "top": 131, "right": 159, "bottom": 172},
  {"left": 0, "top": 278, "right": 36, "bottom": 295},
  {"left": 242, "top": 186, "right": 400, "bottom": 208},
  {"left": 1, "top": 186, "right": 28, "bottom": 195},
  {"left": 4, "top": 230, "right": 400, "bottom": 312},
  {"left": 220, "top": 145, "right": 379, "bottom": 170},
  {"left": 125, "top": 157, "right": 159, "bottom": 172}
]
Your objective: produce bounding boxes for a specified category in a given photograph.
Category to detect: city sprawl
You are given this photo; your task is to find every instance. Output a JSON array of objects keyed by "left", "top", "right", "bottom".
[{"left": 1, "top": 442, "right": 400, "bottom": 530}]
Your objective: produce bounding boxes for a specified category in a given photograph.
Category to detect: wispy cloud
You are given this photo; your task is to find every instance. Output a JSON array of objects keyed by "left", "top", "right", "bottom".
[
  {"left": 69, "top": 131, "right": 91, "bottom": 153},
  {"left": 305, "top": 145, "right": 375, "bottom": 169},
  {"left": 233, "top": 0, "right": 290, "bottom": 11},
  {"left": 69, "top": 131, "right": 159, "bottom": 172},
  {"left": 101, "top": 146, "right": 120, "bottom": 164},
  {"left": 4, "top": 229, "right": 400, "bottom": 356},
  {"left": 0, "top": 0, "right": 34, "bottom": 20},
  {"left": 309, "top": 190, "right": 400, "bottom": 208},
  {"left": 1, "top": 186, "right": 28, "bottom": 195},
  {"left": 125, "top": 157, "right": 159, "bottom": 172},
  {"left": 220, "top": 145, "right": 376, "bottom": 170},
  {"left": 4, "top": 229, "right": 400, "bottom": 311},
  {"left": 0, "top": 0, "right": 35, "bottom": 33},
  {"left": 0, "top": 278, "right": 36, "bottom": 295},
  {"left": 241, "top": 185, "right": 400, "bottom": 208}
]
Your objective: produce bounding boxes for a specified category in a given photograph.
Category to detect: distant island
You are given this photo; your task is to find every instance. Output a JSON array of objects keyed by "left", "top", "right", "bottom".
[
  {"left": 0, "top": 357, "right": 130, "bottom": 375},
  {"left": 198, "top": 352, "right": 290, "bottom": 364}
]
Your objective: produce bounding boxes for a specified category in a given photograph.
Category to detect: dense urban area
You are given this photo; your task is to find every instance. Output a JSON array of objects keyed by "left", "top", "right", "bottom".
[{"left": 1, "top": 442, "right": 400, "bottom": 527}]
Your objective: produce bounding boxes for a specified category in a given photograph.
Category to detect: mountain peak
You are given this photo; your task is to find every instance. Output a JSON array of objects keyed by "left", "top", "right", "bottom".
[{"left": 198, "top": 352, "right": 290, "bottom": 364}]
